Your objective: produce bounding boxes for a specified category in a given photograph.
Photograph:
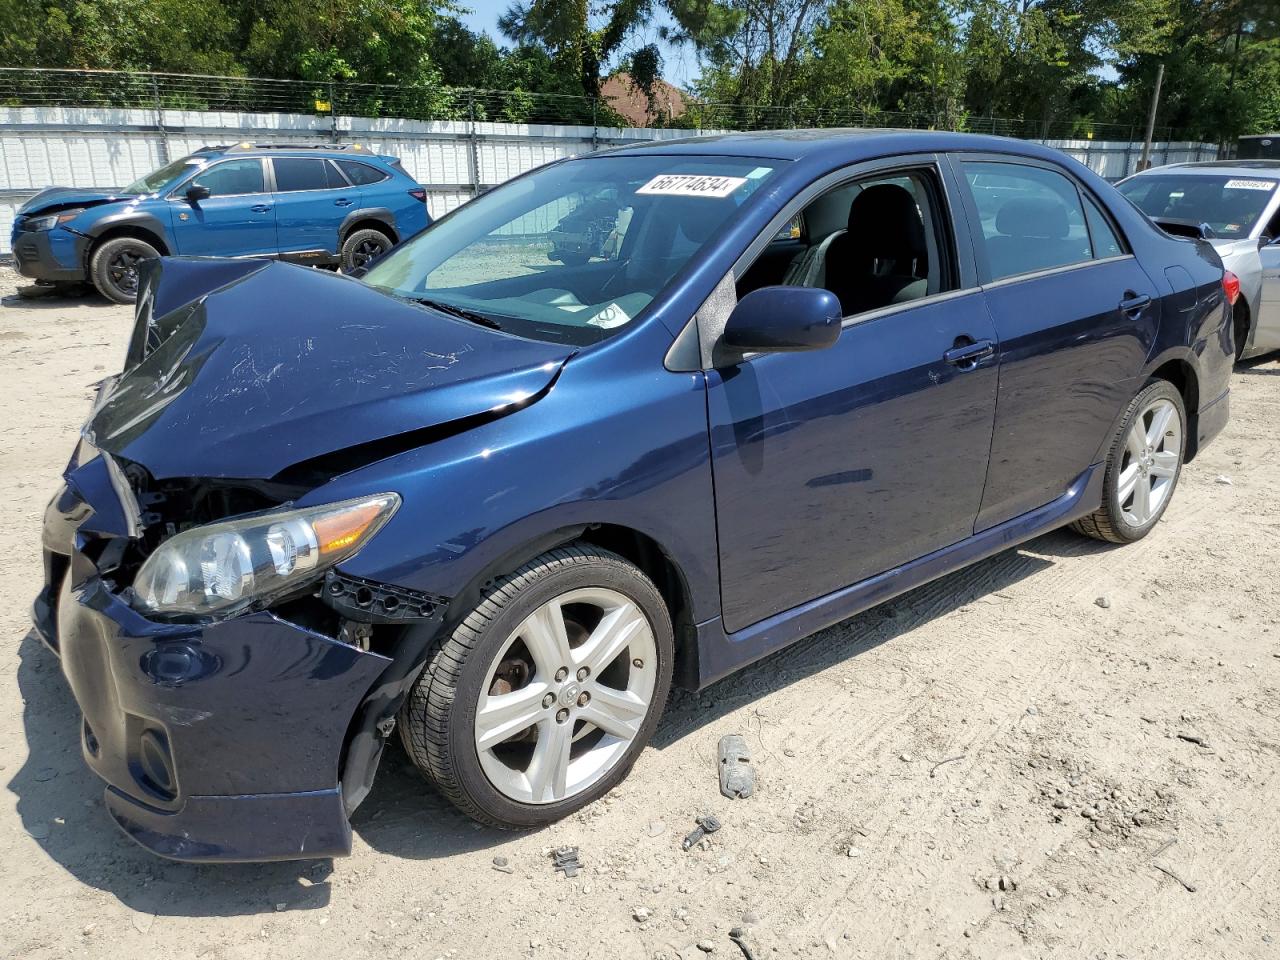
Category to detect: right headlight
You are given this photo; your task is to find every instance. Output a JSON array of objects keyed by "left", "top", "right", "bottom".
[{"left": 131, "top": 493, "right": 400, "bottom": 620}]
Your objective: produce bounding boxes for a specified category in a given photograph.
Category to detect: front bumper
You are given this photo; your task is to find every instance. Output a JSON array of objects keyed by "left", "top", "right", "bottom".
[
  {"left": 11, "top": 224, "right": 90, "bottom": 283},
  {"left": 35, "top": 479, "right": 394, "bottom": 862}
]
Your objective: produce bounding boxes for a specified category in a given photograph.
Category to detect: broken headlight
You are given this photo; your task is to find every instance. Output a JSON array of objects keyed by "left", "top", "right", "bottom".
[
  {"left": 131, "top": 493, "right": 400, "bottom": 619},
  {"left": 24, "top": 208, "right": 85, "bottom": 231}
]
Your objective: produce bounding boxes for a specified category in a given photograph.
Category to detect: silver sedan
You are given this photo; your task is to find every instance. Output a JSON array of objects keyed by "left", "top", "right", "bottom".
[{"left": 1118, "top": 161, "right": 1280, "bottom": 360}]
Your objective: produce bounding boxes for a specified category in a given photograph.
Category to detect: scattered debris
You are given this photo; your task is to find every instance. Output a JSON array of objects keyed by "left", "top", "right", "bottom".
[
  {"left": 728, "top": 927, "right": 759, "bottom": 960},
  {"left": 1176, "top": 731, "right": 1210, "bottom": 748},
  {"left": 1095, "top": 596, "right": 1111, "bottom": 609},
  {"left": 899, "top": 752, "right": 914, "bottom": 762},
  {"left": 632, "top": 906, "right": 652, "bottom": 922},
  {"left": 550, "top": 846, "right": 582, "bottom": 878},
  {"left": 928, "top": 753, "right": 965, "bottom": 778},
  {"left": 696, "top": 940, "right": 716, "bottom": 953},
  {"left": 718, "top": 734, "right": 756, "bottom": 799},
  {"left": 492, "top": 855, "right": 513, "bottom": 874},
  {"left": 1214, "top": 475, "right": 1233, "bottom": 486},
  {"left": 1152, "top": 862, "right": 1197, "bottom": 893},
  {"left": 647, "top": 820, "right": 667, "bottom": 837},
  {"left": 682, "top": 814, "right": 723, "bottom": 851}
]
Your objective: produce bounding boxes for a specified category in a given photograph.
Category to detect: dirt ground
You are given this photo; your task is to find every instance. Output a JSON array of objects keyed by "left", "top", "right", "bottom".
[{"left": 1, "top": 267, "right": 1278, "bottom": 960}]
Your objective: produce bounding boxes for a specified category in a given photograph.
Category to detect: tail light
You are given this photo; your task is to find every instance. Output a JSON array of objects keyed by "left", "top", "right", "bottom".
[
  {"left": 1223, "top": 270, "right": 1240, "bottom": 306},
  {"left": 408, "top": 188, "right": 426, "bottom": 203}
]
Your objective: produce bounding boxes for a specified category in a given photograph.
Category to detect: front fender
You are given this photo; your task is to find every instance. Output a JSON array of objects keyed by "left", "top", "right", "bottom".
[
  {"left": 82, "top": 206, "right": 175, "bottom": 253},
  {"left": 297, "top": 324, "right": 720, "bottom": 627}
]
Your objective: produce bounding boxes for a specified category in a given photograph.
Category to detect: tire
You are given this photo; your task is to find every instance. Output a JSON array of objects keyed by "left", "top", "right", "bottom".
[
  {"left": 89, "top": 236, "right": 159, "bottom": 304},
  {"left": 1072, "top": 380, "right": 1186, "bottom": 544},
  {"left": 1233, "top": 300, "right": 1250, "bottom": 362},
  {"left": 340, "top": 228, "right": 392, "bottom": 272},
  {"left": 398, "top": 545, "right": 674, "bottom": 829}
]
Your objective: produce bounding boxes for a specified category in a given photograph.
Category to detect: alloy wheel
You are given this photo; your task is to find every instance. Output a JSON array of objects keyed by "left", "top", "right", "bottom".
[
  {"left": 474, "top": 587, "right": 657, "bottom": 805},
  {"left": 352, "top": 237, "right": 387, "bottom": 268},
  {"left": 1117, "top": 397, "right": 1181, "bottom": 527},
  {"left": 107, "top": 248, "right": 144, "bottom": 296}
]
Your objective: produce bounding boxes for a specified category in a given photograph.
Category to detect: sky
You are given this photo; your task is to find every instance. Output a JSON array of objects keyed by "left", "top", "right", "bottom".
[{"left": 454, "top": 0, "right": 702, "bottom": 87}]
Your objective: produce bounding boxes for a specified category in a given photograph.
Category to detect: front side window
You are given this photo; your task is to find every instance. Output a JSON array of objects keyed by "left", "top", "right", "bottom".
[
  {"left": 273, "top": 157, "right": 344, "bottom": 192},
  {"left": 738, "top": 167, "right": 953, "bottom": 317},
  {"left": 191, "top": 159, "right": 265, "bottom": 197},
  {"left": 1117, "top": 173, "right": 1278, "bottom": 239},
  {"left": 362, "top": 156, "right": 780, "bottom": 344},
  {"left": 962, "top": 161, "right": 1094, "bottom": 281}
]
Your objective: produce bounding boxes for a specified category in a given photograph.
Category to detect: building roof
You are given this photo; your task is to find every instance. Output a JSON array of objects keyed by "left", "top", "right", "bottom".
[{"left": 601, "top": 74, "right": 688, "bottom": 127}]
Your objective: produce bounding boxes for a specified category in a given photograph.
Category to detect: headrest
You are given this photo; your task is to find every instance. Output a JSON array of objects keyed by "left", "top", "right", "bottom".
[
  {"left": 995, "top": 197, "right": 1069, "bottom": 239},
  {"left": 845, "top": 184, "right": 926, "bottom": 260}
]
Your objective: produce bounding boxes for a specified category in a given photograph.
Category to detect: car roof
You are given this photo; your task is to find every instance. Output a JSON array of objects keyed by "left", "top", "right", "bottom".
[
  {"left": 595, "top": 128, "right": 1073, "bottom": 166},
  {"left": 194, "top": 143, "right": 389, "bottom": 161},
  {"left": 1133, "top": 160, "right": 1280, "bottom": 178}
]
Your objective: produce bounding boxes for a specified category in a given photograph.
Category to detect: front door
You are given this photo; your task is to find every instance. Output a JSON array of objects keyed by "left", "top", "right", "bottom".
[
  {"left": 169, "top": 158, "right": 277, "bottom": 257},
  {"left": 708, "top": 162, "right": 999, "bottom": 634}
]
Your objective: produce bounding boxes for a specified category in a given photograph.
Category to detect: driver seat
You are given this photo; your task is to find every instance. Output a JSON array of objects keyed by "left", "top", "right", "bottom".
[{"left": 822, "top": 184, "right": 928, "bottom": 316}]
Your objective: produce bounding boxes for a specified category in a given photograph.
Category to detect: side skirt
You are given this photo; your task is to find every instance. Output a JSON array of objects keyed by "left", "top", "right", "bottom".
[{"left": 693, "top": 463, "right": 1103, "bottom": 689}]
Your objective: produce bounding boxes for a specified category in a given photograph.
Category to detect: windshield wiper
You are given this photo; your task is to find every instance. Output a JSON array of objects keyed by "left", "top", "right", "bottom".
[{"left": 407, "top": 297, "right": 504, "bottom": 330}]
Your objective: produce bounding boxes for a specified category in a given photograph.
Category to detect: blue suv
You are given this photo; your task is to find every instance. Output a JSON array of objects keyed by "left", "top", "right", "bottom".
[{"left": 10, "top": 143, "right": 429, "bottom": 303}]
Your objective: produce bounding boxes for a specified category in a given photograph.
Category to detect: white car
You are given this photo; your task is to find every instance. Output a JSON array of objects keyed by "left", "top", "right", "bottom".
[{"left": 1118, "top": 161, "right": 1280, "bottom": 360}]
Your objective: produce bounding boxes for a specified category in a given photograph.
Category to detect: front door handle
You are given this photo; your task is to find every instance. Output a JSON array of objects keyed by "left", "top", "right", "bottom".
[
  {"left": 334, "top": 198, "right": 354, "bottom": 207},
  {"left": 943, "top": 338, "right": 995, "bottom": 368},
  {"left": 1119, "top": 292, "right": 1151, "bottom": 314},
  {"left": 250, "top": 204, "right": 272, "bottom": 213}
]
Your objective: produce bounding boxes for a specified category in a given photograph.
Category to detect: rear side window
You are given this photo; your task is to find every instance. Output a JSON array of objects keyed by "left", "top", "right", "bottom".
[
  {"left": 338, "top": 160, "right": 390, "bottom": 185},
  {"left": 192, "top": 159, "right": 265, "bottom": 196},
  {"left": 961, "top": 161, "right": 1095, "bottom": 281},
  {"left": 273, "top": 157, "right": 345, "bottom": 192}
]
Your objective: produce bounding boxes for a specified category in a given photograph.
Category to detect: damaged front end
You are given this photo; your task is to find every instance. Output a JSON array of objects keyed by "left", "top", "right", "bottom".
[{"left": 36, "top": 257, "right": 571, "bottom": 860}]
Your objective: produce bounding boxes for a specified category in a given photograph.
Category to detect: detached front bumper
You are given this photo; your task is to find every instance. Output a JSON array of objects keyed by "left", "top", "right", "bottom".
[
  {"left": 35, "top": 480, "right": 394, "bottom": 862},
  {"left": 11, "top": 225, "right": 90, "bottom": 283}
]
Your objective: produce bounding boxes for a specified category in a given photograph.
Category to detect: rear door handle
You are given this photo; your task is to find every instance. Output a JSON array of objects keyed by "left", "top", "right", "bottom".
[
  {"left": 334, "top": 198, "right": 353, "bottom": 207},
  {"left": 1119, "top": 293, "right": 1151, "bottom": 313},
  {"left": 250, "top": 204, "right": 272, "bottom": 213},
  {"left": 943, "top": 339, "right": 995, "bottom": 367}
]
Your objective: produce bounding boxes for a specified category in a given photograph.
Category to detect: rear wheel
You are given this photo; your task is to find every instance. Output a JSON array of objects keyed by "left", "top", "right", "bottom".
[
  {"left": 1072, "top": 380, "right": 1185, "bottom": 544},
  {"left": 89, "top": 236, "right": 159, "bottom": 304},
  {"left": 340, "top": 228, "right": 392, "bottom": 272},
  {"left": 399, "top": 546, "right": 674, "bottom": 828}
]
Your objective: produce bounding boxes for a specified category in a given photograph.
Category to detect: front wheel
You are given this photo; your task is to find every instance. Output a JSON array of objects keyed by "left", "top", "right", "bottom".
[
  {"left": 1072, "top": 380, "right": 1186, "bottom": 544},
  {"left": 89, "top": 236, "right": 159, "bottom": 304},
  {"left": 399, "top": 546, "right": 674, "bottom": 829}
]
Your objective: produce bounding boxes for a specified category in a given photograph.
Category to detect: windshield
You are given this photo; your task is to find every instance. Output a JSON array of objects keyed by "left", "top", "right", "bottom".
[
  {"left": 362, "top": 155, "right": 781, "bottom": 344},
  {"left": 121, "top": 156, "right": 205, "bottom": 195},
  {"left": 1118, "top": 173, "right": 1277, "bottom": 238}
]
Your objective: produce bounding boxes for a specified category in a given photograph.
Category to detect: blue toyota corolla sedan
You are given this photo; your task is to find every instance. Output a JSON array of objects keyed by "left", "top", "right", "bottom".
[{"left": 35, "top": 130, "right": 1234, "bottom": 861}]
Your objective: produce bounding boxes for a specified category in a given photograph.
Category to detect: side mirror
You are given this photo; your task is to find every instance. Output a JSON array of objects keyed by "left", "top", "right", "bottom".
[
  {"left": 185, "top": 183, "right": 211, "bottom": 203},
  {"left": 718, "top": 286, "right": 842, "bottom": 363}
]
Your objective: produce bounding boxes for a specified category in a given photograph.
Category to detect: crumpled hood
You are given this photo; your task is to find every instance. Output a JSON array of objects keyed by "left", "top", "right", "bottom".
[
  {"left": 18, "top": 186, "right": 133, "bottom": 217},
  {"left": 85, "top": 258, "right": 573, "bottom": 481}
]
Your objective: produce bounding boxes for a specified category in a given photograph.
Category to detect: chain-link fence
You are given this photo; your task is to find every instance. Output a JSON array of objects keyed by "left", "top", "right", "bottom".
[{"left": 0, "top": 67, "right": 1181, "bottom": 141}]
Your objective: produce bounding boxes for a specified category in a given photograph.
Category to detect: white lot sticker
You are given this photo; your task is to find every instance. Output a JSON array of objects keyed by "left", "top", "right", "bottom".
[
  {"left": 1225, "top": 179, "right": 1276, "bottom": 191},
  {"left": 637, "top": 174, "right": 748, "bottom": 198},
  {"left": 586, "top": 302, "right": 631, "bottom": 328}
]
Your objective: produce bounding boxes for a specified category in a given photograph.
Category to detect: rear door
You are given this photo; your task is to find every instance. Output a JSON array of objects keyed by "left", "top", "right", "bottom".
[
  {"left": 269, "top": 157, "right": 356, "bottom": 260},
  {"left": 953, "top": 156, "right": 1161, "bottom": 530},
  {"left": 168, "top": 158, "right": 277, "bottom": 257}
]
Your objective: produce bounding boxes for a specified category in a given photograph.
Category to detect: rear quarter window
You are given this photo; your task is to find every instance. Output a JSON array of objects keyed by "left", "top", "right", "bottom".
[{"left": 338, "top": 160, "right": 391, "bottom": 185}]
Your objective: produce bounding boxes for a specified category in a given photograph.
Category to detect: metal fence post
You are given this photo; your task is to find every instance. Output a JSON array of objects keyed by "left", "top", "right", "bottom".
[
  {"left": 468, "top": 90, "right": 481, "bottom": 197},
  {"left": 150, "top": 74, "right": 170, "bottom": 165},
  {"left": 330, "top": 80, "right": 339, "bottom": 142},
  {"left": 591, "top": 96, "right": 598, "bottom": 151}
]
